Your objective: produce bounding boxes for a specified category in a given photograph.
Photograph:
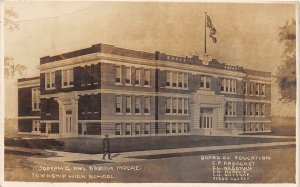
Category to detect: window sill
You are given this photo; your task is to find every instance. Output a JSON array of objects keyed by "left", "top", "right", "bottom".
[
  {"left": 115, "top": 82, "right": 123, "bottom": 86},
  {"left": 144, "top": 85, "right": 151, "bottom": 87},
  {"left": 221, "top": 91, "right": 237, "bottom": 94},
  {"left": 61, "top": 85, "right": 74, "bottom": 89},
  {"left": 32, "top": 109, "right": 40, "bottom": 112},
  {"left": 225, "top": 115, "right": 237, "bottom": 117},
  {"left": 125, "top": 84, "right": 133, "bottom": 87},
  {"left": 45, "top": 88, "right": 55, "bottom": 91},
  {"left": 165, "top": 113, "right": 189, "bottom": 116},
  {"left": 46, "top": 113, "right": 51, "bottom": 116},
  {"left": 165, "top": 86, "right": 189, "bottom": 90},
  {"left": 116, "top": 113, "right": 123, "bottom": 115}
]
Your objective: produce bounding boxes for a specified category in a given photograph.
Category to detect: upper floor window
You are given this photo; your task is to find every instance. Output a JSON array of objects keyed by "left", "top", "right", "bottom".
[
  {"left": 178, "top": 73, "right": 183, "bottom": 87},
  {"left": 184, "top": 74, "right": 188, "bottom": 88},
  {"left": 32, "top": 88, "right": 40, "bottom": 111},
  {"left": 125, "top": 67, "right": 131, "bottom": 85},
  {"left": 115, "top": 66, "right": 121, "bottom": 83},
  {"left": 135, "top": 68, "right": 140, "bottom": 85},
  {"left": 225, "top": 101, "right": 236, "bottom": 116},
  {"left": 261, "top": 84, "right": 265, "bottom": 96},
  {"left": 172, "top": 72, "right": 177, "bottom": 87},
  {"left": 62, "top": 69, "right": 74, "bottom": 88},
  {"left": 221, "top": 78, "right": 236, "bottom": 93},
  {"left": 135, "top": 97, "right": 141, "bottom": 114},
  {"left": 144, "top": 97, "right": 150, "bottom": 114},
  {"left": 126, "top": 96, "right": 131, "bottom": 114},
  {"left": 166, "top": 71, "right": 188, "bottom": 89},
  {"left": 250, "top": 83, "right": 254, "bottom": 95},
  {"left": 166, "top": 97, "right": 189, "bottom": 115},
  {"left": 256, "top": 83, "right": 260, "bottom": 96},
  {"left": 261, "top": 104, "right": 265, "bottom": 116},
  {"left": 244, "top": 82, "right": 247, "bottom": 95},
  {"left": 144, "top": 69, "right": 150, "bottom": 86},
  {"left": 200, "top": 75, "right": 210, "bottom": 89},
  {"left": 255, "top": 103, "right": 260, "bottom": 116},
  {"left": 45, "top": 72, "right": 55, "bottom": 90},
  {"left": 116, "top": 95, "right": 122, "bottom": 114}
]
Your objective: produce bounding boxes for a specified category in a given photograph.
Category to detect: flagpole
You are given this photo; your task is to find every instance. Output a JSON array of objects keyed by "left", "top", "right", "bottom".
[{"left": 204, "top": 12, "right": 207, "bottom": 54}]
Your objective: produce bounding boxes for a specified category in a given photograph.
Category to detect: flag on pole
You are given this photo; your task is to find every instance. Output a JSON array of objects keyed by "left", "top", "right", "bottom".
[{"left": 206, "top": 15, "right": 217, "bottom": 43}]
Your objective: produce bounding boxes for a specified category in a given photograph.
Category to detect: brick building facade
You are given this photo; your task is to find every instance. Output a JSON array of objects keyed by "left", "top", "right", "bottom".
[{"left": 17, "top": 43, "right": 272, "bottom": 137}]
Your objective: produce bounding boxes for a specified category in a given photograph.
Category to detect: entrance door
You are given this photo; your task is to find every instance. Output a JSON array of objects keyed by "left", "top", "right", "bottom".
[
  {"left": 65, "top": 110, "right": 73, "bottom": 133},
  {"left": 199, "top": 113, "right": 213, "bottom": 128},
  {"left": 199, "top": 108, "right": 213, "bottom": 130}
]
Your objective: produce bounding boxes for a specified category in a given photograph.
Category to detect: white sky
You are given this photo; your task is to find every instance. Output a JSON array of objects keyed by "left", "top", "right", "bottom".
[{"left": 4, "top": 1, "right": 297, "bottom": 118}]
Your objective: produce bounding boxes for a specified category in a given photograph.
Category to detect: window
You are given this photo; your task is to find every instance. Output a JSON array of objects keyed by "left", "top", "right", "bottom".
[
  {"left": 45, "top": 72, "right": 55, "bottom": 89},
  {"left": 261, "top": 104, "right": 265, "bottom": 116},
  {"left": 184, "top": 74, "right": 188, "bottom": 88},
  {"left": 233, "top": 80, "right": 236, "bottom": 93},
  {"left": 166, "top": 123, "right": 171, "bottom": 134},
  {"left": 225, "top": 102, "right": 236, "bottom": 116},
  {"left": 226, "top": 79, "right": 230, "bottom": 92},
  {"left": 200, "top": 75, "right": 210, "bottom": 88},
  {"left": 184, "top": 123, "right": 188, "bottom": 133},
  {"left": 32, "top": 120, "right": 40, "bottom": 132},
  {"left": 255, "top": 103, "right": 260, "bottom": 116},
  {"left": 184, "top": 99, "right": 188, "bottom": 114},
  {"left": 172, "top": 123, "right": 177, "bottom": 133},
  {"left": 221, "top": 79, "right": 225, "bottom": 91},
  {"left": 115, "top": 66, "right": 121, "bottom": 83},
  {"left": 256, "top": 83, "right": 260, "bottom": 96},
  {"left": 144, "top": 69, "right": 150, "bottom": 86},
  {"left": 243, "top": 103, "right": 247, "bottom": 116},
  {"left": 62, "top": 69, "right": 74, "bottom": 87},
  {"left": 144, "top": 97, "right": 150, "bottom": 114},
  {"left": 135, "top": 97, "right": 141, "bottom": 114},
  {"left": 115, "top": 123, "right": 121, "bottom": 135},
  {"left": 144, "top": 123, "right": 150, "bottom": 135},
  {"left": 261, "top": 84, "right": 265, "bottom": 96},
  {"left": 178, "top": 98, "right": 183, "bottom": 114},
  {"left": 250, "top": 83, "right": 254, "bottom": 95},
  {"left": 172, "top": 98, "right": 177, "bottom": 113},
  {"left": 125, "top": 123, "right": 131, "bottom": 135},
  {"left": 32, "top": 88, "right": 40, "bottom": 111},
  {"left": 125, "top": 67, "right": 131, "bottom": 85},
  {"left": 221, "top": 78, "right": 236, "bottom": 93},
  {"left": 166, "top": 98, "right": 171, "bottom": 113},
  {"left": 135, "top": 68, "right": 140, "bottom": 85},
  {"left": 116, "top": 95, "right": 122, "bottom": 114},
  {"left": 178, "top": 73, "right": 183, "bottom": 87},
  {"left": 135, "top": 123, "right": 141, "bottom": 135},
  {"left": 244, "top": 82, "right": 247, "bottom": 95},
  {"left": 250, "top": 103, "right": 255, "bottom": 116},
  {"left": 166, "top": 72, "right": 171, "bottom": 86},
  {"left": 126, "top": 96, "right": 131, "bottom": 114},
  {"left": 178, "top": 123, "right": 182, "bottom": 133},
  {"left": 172, "top": 72, "right": 177, "bottom": 87}
]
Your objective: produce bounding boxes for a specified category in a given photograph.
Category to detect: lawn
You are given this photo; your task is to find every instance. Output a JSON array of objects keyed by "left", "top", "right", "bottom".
[{"left": 5, "top": 135, "right": 295, "bottom": 154}]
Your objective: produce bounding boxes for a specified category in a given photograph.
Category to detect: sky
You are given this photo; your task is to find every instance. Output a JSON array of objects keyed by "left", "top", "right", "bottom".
[{"left": 4, "top": 1, "right": 297, "bottom": 118}]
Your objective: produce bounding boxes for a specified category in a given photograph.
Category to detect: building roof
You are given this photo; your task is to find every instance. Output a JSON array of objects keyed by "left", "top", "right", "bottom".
[{"left": 39, "top": 43, "right": 271, "bottom": 75}]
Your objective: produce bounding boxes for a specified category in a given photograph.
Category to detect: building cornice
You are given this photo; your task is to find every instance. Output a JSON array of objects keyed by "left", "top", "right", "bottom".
[{"left": 17, "top": 79, "right": 40, "bottom": 88}]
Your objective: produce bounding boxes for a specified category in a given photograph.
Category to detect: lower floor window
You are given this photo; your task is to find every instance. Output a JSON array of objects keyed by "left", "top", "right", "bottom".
[
  {"left": 115, "top": 123, "right": 121, "bottom": 135},
  {"left": 32, "top": 120, "right": 40, "bottom": 132},
  {"left": 126, "top": 123, "right": 131, "bottom": 135},
  {"left": 144, "top": 123, "right": 150, "bottom": 135}
]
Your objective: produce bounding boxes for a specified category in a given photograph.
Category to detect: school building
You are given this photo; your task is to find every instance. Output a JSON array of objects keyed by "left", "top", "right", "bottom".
[{"left": 17, "top": 43, "right": 272, "bottom": 137}]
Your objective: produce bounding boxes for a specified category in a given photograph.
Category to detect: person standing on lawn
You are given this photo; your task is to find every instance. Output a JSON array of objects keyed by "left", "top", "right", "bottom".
[{"left": 102, "top": 135, "right": 112, "bottom": 160}]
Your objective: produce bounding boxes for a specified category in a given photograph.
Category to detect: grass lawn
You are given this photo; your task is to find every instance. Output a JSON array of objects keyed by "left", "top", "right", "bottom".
[{"left": 5, "top": 135, "right": 295, "bottom": 154}]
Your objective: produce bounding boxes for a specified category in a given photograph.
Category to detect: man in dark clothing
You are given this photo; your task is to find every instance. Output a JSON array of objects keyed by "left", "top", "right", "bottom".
[{"left": 102, "top": 135, "right": 111, "bottom": 160}]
